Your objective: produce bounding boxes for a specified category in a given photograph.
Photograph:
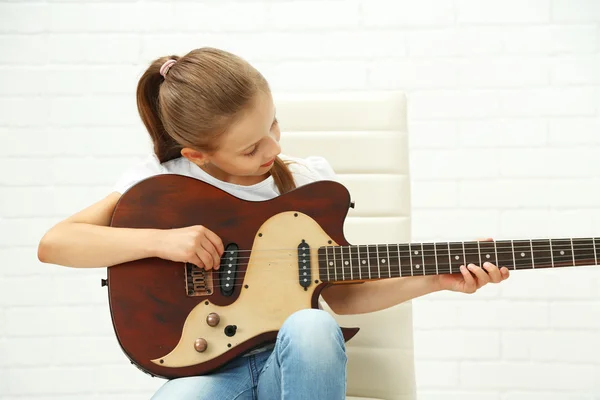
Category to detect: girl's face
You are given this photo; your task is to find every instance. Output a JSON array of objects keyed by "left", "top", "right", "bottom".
[{"left": 182, "top": 90, "right": 282, "bottom": 186}]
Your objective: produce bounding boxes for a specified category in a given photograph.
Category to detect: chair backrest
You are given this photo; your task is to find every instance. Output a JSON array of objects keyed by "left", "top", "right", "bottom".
[{"left": 275, "top": 92, "right": 416, "bottom": 400}]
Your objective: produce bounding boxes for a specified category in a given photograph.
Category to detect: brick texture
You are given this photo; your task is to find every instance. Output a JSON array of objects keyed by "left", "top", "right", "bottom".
[{"left": 1, "top": 0, "right": 599, "bottom": 399}]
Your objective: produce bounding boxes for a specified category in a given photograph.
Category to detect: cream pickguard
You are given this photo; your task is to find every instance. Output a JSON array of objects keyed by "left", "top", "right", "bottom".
[{"left": 151, "top": 211, "right": 336, "bottom": 367}]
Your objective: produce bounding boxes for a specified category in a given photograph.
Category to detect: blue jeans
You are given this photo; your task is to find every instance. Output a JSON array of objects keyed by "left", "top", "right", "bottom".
[{"left": 151, "top": 309, "right": 347, "bottom": 399}]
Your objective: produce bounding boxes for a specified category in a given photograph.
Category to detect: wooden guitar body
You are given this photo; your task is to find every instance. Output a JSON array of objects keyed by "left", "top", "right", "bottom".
[
  {"left": 106, "top": 174, "right": 600, "bottom": 379},
  {"left": 107, "top": 175, "right": 359, "bottom": 379}
]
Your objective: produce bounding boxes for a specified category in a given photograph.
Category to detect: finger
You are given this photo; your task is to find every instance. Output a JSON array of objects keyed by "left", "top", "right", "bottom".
[
  {"left": 196, "top": 249, "right": 214, "bottom": 270},
  {"left": 188, "top": 254, "right": 205, "bottom": 270},
  {"left": 482, "top": 262, "right": 502, "bottom": 283},
  {"left": 476, "top": 237, "right": 493, "bottom": 241},
  {"left": 467, "top": 263, "right": 490, "bottom": 287},
  {"left": 500, "top": 266, "right": 510, "bottom": 280},
  {"left": 204, "top": 229, "right": 225, "bottom": 256},
  {"left": 460, "top": 264, "right": 477, "bottom": 292},
  {"left": 201, "top": 237, "right": 221, "bottom": 270}
]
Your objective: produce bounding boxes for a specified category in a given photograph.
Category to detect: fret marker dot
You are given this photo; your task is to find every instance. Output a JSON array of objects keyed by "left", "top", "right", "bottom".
[
  {"left": 344, "top": 261, "right": 349, "bottom": 265},
  {"left": 362, "top": 260, "right": 366, "bottom": 264},
  {"left": 486, "top": 254, "right": 490, "bottom": 259},
  {"left": 455, "top": 255, "right": 460, "bottom": 260},
  {"left": 521, "top": 252, "right": 525, "bottom": 257},
  {"left": 414, "top": 251, "right": 419, "bottom": 255},
  {"left": 381, "top": 259, "right": 386, "bottom": 263},
  {"left": 329, "top": 262, "right": 333, "bottom": 266},
  {"left": 560, "top": 250, "right": 565, "bottom": 255},
  {"left": 416, "top": 264, "right": 420, "bottom": 269}
]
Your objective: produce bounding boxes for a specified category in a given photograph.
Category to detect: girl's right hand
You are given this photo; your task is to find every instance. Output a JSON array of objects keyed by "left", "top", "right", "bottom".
[{"left": 157, "top": 225, "right": 225, "bottom": 270}]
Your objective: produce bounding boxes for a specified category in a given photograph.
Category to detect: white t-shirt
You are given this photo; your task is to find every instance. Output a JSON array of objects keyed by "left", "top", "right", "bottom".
[
  {"left": 112, "top": 153, "right": 337, "bottom": 355},
  {"left": 113, "top": 153, "right": 338, "bottom": 196}
]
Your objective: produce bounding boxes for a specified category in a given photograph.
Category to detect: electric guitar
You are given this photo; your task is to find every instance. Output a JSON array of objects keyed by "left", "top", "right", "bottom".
[{"left": 105, "top": 174, "right": 599, "bottom": 379}]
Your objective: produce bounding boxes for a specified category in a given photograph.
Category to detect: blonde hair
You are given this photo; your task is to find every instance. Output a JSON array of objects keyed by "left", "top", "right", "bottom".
[{"left": 136, "top": 47, "right": 295, "bottom": 194}]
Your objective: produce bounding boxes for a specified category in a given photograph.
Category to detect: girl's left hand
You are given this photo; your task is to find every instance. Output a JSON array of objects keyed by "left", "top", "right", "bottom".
[{"left": 437, "top": 238, "right": 510, "bottom": 294}]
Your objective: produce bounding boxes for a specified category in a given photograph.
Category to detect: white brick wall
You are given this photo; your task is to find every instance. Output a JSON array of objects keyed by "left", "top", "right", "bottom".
[{"left": 1, "top": 0, "right": 599, "bottom": 399}]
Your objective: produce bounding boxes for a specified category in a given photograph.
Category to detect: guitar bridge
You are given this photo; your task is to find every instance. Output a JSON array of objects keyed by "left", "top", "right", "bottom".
[{"left": 185, "top": 263, "right": 213, "bottom": 296}]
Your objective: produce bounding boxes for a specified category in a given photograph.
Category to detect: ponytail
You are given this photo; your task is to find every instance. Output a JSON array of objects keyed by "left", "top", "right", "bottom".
[
  {"left": 271, "top": 156, "right": 296, "bottom": 194},
  {"left": 136, "top": 55, "right": 182, "bottom": 163}
]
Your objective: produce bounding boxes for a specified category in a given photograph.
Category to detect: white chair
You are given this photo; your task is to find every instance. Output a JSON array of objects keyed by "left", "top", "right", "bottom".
[{"left": 276, "top": 92, "right": 416, "bottom": 400}]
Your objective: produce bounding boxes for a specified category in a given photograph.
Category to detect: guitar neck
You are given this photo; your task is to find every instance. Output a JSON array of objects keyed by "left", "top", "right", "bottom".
[{"left": 317, "top": 238, "right": 600, "bottom": 283}]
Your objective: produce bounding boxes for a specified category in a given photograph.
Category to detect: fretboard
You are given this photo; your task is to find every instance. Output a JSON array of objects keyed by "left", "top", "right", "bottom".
[{"left": 317, "top": 238, "right": 599, "bottom": 283}]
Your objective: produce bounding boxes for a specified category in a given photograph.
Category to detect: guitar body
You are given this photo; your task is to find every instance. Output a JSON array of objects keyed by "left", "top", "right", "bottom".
[{"left": 108, "top": 175, "right": 359, "bottom": 379}]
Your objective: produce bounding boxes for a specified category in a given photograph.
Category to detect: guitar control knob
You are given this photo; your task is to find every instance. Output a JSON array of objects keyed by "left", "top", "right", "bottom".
[
  {"left": 206, "top": 313, "right": 220, "bottom": 327},
  {"left": 194, "top": 338, "right": 208, "bottom": 353}
]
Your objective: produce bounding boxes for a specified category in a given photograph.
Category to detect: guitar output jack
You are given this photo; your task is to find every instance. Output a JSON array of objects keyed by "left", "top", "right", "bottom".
[{"left": 224, "top": 325, "right": 237, "bottom": 337}]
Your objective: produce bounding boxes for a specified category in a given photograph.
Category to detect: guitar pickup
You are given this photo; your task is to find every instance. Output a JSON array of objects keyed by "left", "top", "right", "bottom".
[
  {"left": 298, "top": 240, "right": 311, "bottom": 288},
  {"left": 220, "top": 243, "right": 239, "bottom": 297}
]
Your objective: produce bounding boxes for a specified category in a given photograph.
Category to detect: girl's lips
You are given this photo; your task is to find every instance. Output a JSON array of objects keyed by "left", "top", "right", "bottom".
[{"left": 261, "top": 158, "right": 275, "bottom": 167}]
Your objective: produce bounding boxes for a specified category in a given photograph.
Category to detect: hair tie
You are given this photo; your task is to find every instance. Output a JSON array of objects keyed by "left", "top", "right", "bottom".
[{"left": 160, "top": 59, "right": 177, "bottom": 78}]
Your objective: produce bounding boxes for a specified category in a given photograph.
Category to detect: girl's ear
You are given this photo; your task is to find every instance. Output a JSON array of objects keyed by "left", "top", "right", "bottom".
[{"left": 181, "top": 147, "right": 210, "bottom": 166}]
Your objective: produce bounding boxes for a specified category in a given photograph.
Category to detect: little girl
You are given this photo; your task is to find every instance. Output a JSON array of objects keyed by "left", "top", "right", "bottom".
[{"left": 37, "top": 47, "right": 509, "bottom": 399}]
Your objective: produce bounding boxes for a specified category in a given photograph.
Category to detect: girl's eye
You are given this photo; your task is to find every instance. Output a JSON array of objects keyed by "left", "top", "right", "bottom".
[{"left": 245, "top": 147, "right": 258, "bottom": 157}]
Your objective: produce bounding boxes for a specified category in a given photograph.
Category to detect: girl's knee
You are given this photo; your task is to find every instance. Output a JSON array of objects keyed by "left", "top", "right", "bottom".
[{"left": 278, "top": 309, "right": 346, "bottom": 360}]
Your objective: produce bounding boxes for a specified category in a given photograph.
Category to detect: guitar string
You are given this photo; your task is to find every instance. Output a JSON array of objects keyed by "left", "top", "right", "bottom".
[
  {"left": 208, "top": 246, "right": 600, "bottom": 263},
  {"left": 187, "top": 252, "right": 598, "bottom": 286},
  {"left": 187, "top": 259, "right": 595, "bottom": 290},
  {"left": 218, "top": 239, "right": 600, "bottom": 255}
]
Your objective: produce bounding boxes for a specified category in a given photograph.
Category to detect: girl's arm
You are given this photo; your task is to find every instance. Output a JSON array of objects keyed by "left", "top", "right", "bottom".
[
  {"left": 322, "top": 260, "right": 509, "bottom": 315},
  {"left": 37, "top": 192, "right": 163, "bottom": 268},
  {"left": 37, "top": 192, "right": 224, "bottom": 269}
]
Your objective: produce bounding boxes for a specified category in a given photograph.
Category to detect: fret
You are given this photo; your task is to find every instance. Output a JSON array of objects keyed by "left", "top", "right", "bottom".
[
  {"left": 397, "top": 243, "right": 412, "bottom": 277},
  {"left": 463, "top": 241, "right": 482, "bottom": 267},
  {"left": 449, "top": 242, "right": 465, "bottom": 273},
  {"left": 341, "top": 245, "right": 351, "bottom": 280},
  {"left": 408, "top": 243, "right": 414, "bottom": 276},
  {"left": 384, "top": 244, "right": 392, "bottom": 278},
  {"left": 349, "top": 246, "right": 361, "bottom": 280},
  {"left": 333, "top": 245, "right": 345, "bottom": 281},
  {"left": 511, "top": 240, "right": 516, "bottom": 269},
  {"left": 478, "top": 240, "right": 498, "bottom": 269},
  {"left": 375, "top": 244, "right": 382, "bottom": 278},
  {"left": 530, "top": 239, "right": 552, "bottom": 268},
  {"left": 572, "top": 238, "right": 596, "bottom": 267},
  {"left": 550, "top": 239, "right": 574, "bottom": 267},
  {"left": 325, "top": 246, "right": 332, "bottom": 281},
  {"left": 594, "top": 238, "right": 599, "bottom": 265},
  {"left": 412, "top": 243, "right": 425, "bottom": 275},
  {"left": 495, "top": 240, "right": 515, "bottom": 270},
  {"left": 387, "top": 244, "right": 401, "bottom": 278},
  {"left": 435, "top": 242, "right": 451, "bottom": 275},
  {"left": 422, "top": 242, "right": 437, "bottom": 277},
  {"left": 318, "top": 246, "right": 329, "bottom": 281},
  {"left": 365, "top": 244, "right": 372, "bottom": 279},
  {"left": 512, "top": 240, "right": 534, "bottom": 270},
  {"left": 358, "top": 245, "right": 371, "bottom": 280},
  {"left": 368, "top": 245, "right": 380, "bottom": 279}
]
